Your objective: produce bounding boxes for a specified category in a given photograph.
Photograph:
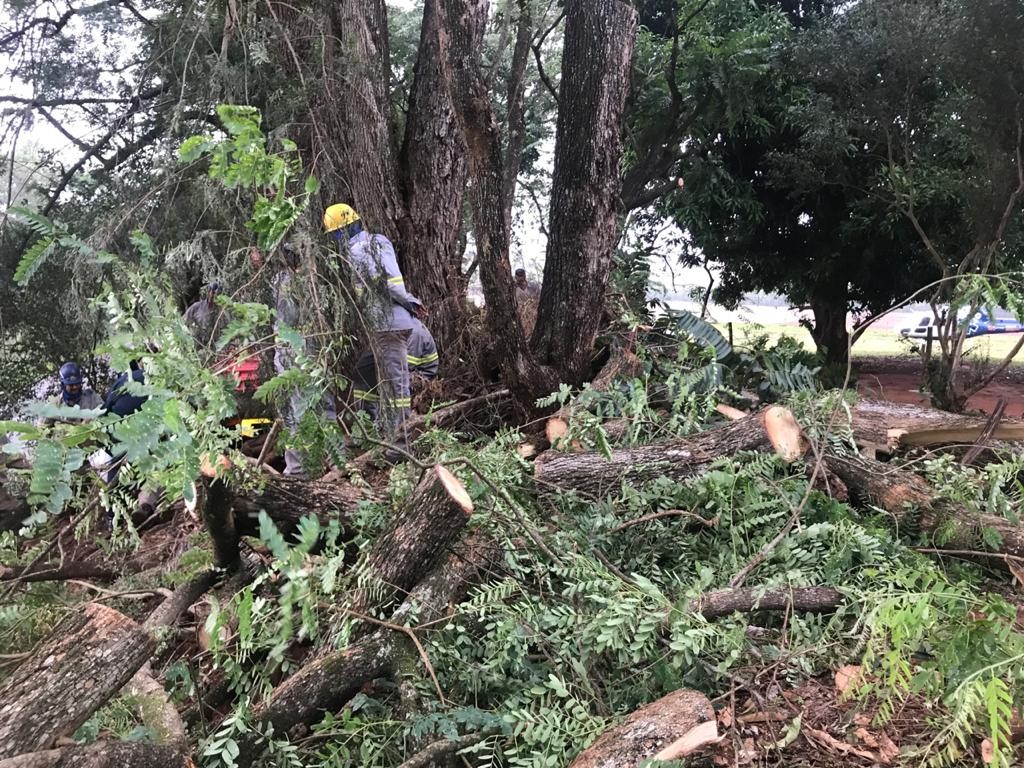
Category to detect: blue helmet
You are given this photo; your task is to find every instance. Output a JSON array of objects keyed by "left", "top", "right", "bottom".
[
  {"left": 59, "top": 361, "right": 83, "bottom": 386},
  {"left": 58, "top": 361, "right": 84, "bottom": 404}
]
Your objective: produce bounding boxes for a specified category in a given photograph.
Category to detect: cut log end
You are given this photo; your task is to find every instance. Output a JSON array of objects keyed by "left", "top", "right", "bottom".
[
  {"left": 546, "top": 417, "right": 569, "bottom": 446},
  {"left": 715, "top": 403, "right": 748, "bottom": 421},
  {"left": 761, "top": 406, "right": 807, "bottom": 463},
  {"left": 434, "top": 465, "right": 473, "bottom": 516}
]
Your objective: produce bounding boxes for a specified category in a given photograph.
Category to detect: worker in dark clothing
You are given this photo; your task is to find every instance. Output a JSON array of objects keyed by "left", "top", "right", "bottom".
[
  {"left": 98, "top": 360, "right": 158, "bottom": 516},
  {"left": 184, "top": 281, "right": 223, "bottom": 347},
  {"left": 104, "top": 360, "right": 147, "bottom": 417}
]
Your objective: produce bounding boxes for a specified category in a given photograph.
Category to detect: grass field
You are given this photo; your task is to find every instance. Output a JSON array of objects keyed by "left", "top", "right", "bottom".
[{"left": 722, "top": 323, "right": 1024, "bottom": 363}]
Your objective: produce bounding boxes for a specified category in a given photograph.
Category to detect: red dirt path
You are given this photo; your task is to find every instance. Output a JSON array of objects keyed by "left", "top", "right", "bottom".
[{"left": 855, "top": 357, "right": 1024, "bottom": 418}]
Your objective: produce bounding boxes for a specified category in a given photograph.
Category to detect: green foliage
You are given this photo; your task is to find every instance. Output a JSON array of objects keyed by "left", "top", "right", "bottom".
[
  {"left": 8, "top": 207, "right": 117, "bottom": 287},
  {"left": 178, "top": 105, "right": 318, "bottom": 252}
]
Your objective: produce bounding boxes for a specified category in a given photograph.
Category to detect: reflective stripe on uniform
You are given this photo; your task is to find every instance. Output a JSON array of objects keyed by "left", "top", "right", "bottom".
[
  {"left": 394, "top": 398, "right": 412, "bottom": 407},
  {"left": 407, "top": 352, "right": 440, "bottom": 365},
  {"left": 353, "top": 389, "right": 379, "bottom": 402},
  {"left": 387, "top": 276, "right": 404, "bottom": 286}
]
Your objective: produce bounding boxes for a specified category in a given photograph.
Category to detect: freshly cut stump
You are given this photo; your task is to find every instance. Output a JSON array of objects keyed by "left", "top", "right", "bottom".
[{"left": 569, "top": 689, "right": 715, "bottom": 768}]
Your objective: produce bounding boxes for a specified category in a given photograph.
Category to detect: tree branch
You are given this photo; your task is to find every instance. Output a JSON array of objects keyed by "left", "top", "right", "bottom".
[{"left": 530, "top": 9, "right": 564, "bottom": 103}]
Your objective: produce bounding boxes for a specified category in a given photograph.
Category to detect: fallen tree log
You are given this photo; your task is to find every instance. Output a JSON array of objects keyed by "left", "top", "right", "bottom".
[
  {"left": 850, "top": 399, "right": 1024, "bottom": 452},
  {"left": 0, "top": 562, "right": 120, "bottom": 584},
  {"left": 126, "top": 668, "right": 187, "bottom": 746},
  {"left": 569, "top": 688, "right": 716, "bottom": 768},
  {"left": 238, "top": 531, "right": 500, "bottom": 763},
  {"left": 0, "top": 742, "right": 186, "bottom": 768},
  {"left": 352, "top": 465, "right": 474, "bottom": 615},
  {"left": 0, "top": 604, "right": 156, "bottom": 759},
  {"left": 535, "top": 406, "right": 804, "bottom": 496},
  {"left": 691, "top": 586, "right": 844, "bottom": 620},
  {"left": 824, "top": 453, "right": 1024, "bottom": 558},
  {"left": 170, "top": 474, "right": 368, "bottom": 537}
]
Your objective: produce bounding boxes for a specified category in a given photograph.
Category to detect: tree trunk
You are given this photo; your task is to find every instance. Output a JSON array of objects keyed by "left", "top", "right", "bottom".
[
  {"left": 398, "top": 0, "right": 472, "bottom": 358},
  {"left": 530, "top": 0, "right": 638, "bottom": 384},
  {"left": 203, "top": 479, "right": 240, "bottom": 572},
  {"left": 809, "top": 288, "right": 850, "bottom": 365},
  {"left": 824, "top": 452, "right": 1024, "bottom": 557},
  {"left": 502, "top": 0, "right": 533, "bottom": 222},
  {"left": 351, "top": 464, "right": 474, "bottom": 616},
  {"left": 317, "top": 0, "right": 404, "bottom": 238},
  {"left": 0, "top": 743, "right": 185, "bottom": 768},
  {"left": 238, "top": 532, "right": 500, "bottom": 764},
  {"left": 849, "top": 398, "right": 1024, "bottom": 452},
  {"left": 229, "top": 475, "right": 368, "bottom": 536},
  {"left": 442, "top": 0, "right": 556, "bottom": 403},
  {"left": 0, "top": 604, "right": 155, "bottom": 758},
  {"left": 534, "top": 407, "right": 799, "bottom": 497},
  {"left": 569, "top": 689, "right": 714, "bottom": 768}
]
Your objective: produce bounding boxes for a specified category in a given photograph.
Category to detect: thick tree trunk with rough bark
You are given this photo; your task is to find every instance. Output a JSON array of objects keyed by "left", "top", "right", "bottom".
[
  {"left": 239, "top": 532, "right": 500, "bottom": 764},
  {"left": 203, "top": 479, "right": 240, "bottom": 572},
  {"left": 317, "top": 0, "right": 404, "bottom": 237},
  {"left": 535, "top": 408, "right": 798, "bottom": 497},
  {"left": 230, "top": 475, "right": 367, "bottom": 536},
  {"left": 502, "top": 0, "right": 532, "bottom": 222},
  {"left": 0, "top": 743, "right": 185, "bottom": 768},
  {"left": 442, "top": 0, "right": 555, "bottom": 402},
  {"left": 399, "top": 0, "right": 472, "bottom": 357},
  {"left": 809, "top": 289, "right": 850, "bottom": 365},
  {"left": 531, "top": 0, "right": 637, "bottom": 384},
  {"left": 0, "top": 604, "right": 155, "bottom": 759}
]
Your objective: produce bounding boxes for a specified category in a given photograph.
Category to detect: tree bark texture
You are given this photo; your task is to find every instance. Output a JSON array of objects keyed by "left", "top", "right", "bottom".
[
  {"left": 824, "top": 452, "right": 1024, "bottom": 557},
  {"left": 441, "top": 0, "right": 556, "bottom": 403},
  {"left": 809, "top": 287, "right": 850, "bottom": 365},
  {"left": 0, "top": 604, "right": 155, "bottom": 759},
  {"left": 317, "top": 0, "right": 404, "bottom": 237},
  {"left": 501, "top": 0, "right": 532, "bottom": 223},
  {"left": 230, "top": 475, "right": 367, "bottom": 536},
  {"left": 534, "top": 410, "right": 780, "bottom": 497},
  {"left": 531, "top": 0, "right": 638, "bottom": 384},
  {"left": 0, "top": 743, "right": 185, "bottom": 768},
  {"left": 203, "top": 479, "right": 240, "bottom": 572},
  {"left": 569, "top": 688, "right": 714, "bottom": 768},
  {"left": 398, "top": 0, "right": 472, "bottom": 358},
  {"left": 352, "top": 465, "right": 474, "bottom": 616},
  {"left": 691, "top": 586, "right": 844, "bottom": 620},
  {"left": 240, "top": 531, "right": 500, "bottom": 763},
  {"left": 849, "top": 398, "right": 1024, "bottom": 451}
]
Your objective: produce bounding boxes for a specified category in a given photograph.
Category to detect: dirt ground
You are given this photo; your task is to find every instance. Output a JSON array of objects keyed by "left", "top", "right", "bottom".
[{"left": 855, "top": 356, "right": 1024, "bottom": 419}]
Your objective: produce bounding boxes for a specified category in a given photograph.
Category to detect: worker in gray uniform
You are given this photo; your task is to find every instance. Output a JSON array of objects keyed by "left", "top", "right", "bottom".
[
  {"left": 406, "top": 318, "right": 439, "bottom": 381},
  {"left": 271, "top": 242, "right": 336, "bottom": 476},
  {"left": 323, "top": 203, "right": 427, "bottom": 454}
]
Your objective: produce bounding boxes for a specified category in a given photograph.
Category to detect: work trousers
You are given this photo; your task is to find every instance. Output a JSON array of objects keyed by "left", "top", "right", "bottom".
[
  {"left": 351, "top": 329, "right": 413, "bottom": 448},
  {"left": 274, "top": 348, "right": 338, "bottom": 476}
]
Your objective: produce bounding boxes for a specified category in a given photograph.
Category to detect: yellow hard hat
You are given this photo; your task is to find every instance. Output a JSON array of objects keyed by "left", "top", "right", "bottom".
[{"left": 323, "top": 203, "right": 361, "bottom": 233}]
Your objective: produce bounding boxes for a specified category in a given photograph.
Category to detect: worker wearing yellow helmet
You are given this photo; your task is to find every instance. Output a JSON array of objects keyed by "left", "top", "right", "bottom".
[{"left": 324, "top": 203, "right": 427, "bottom": 457}]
